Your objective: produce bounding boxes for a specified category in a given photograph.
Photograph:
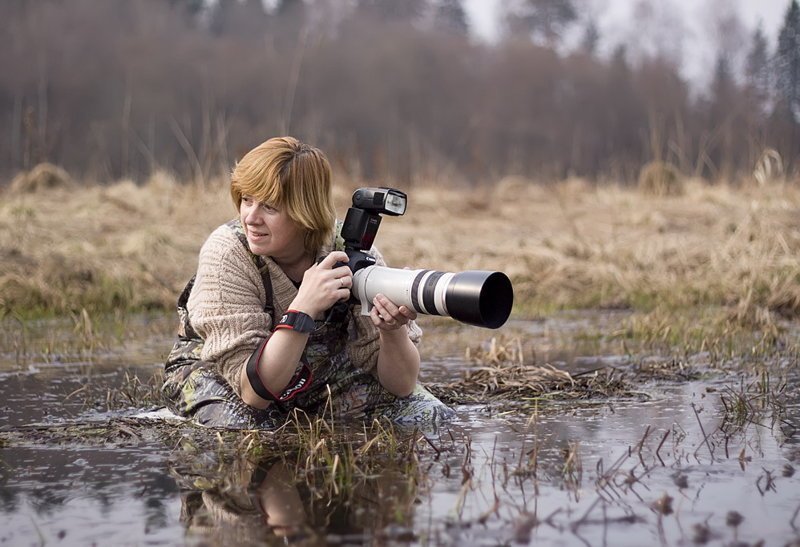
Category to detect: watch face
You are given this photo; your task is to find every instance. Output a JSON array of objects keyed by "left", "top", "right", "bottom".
[{"left": 296, "top": 313, "right": 315, "bottom": 333}]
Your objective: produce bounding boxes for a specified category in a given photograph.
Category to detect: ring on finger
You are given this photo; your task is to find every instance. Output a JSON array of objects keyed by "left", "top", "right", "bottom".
[{"left": 340, "top": 277, "right": 345, "bottom": 288}]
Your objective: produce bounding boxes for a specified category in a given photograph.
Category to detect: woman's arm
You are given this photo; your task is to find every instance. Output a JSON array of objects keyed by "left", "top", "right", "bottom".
[
  {"left": 239, "top": 327, "right": 311, "bottom": 408},
  {"left": 370, "top": 293, "right": 421, "bottom": 397},
  {"left": 188, "top": 227, "right": 274, "bottom": 389},
  {"left": 240, "top": 251, "right": 353, "bottom": 408},
  {"left": 189, "top": 228, "right": 352, "bottom": 408}
]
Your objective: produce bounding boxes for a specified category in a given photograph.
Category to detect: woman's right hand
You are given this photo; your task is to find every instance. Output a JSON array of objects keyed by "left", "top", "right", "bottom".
[{"left": 290, "top": 251, "right": 352, "bottom": 319}]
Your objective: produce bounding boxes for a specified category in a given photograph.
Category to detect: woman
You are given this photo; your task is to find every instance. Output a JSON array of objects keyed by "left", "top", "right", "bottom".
[{"left": 162, "top": 136, "right": 454, "bottom": 429}]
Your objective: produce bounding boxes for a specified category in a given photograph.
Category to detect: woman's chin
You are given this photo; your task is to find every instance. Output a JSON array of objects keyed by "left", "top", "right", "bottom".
[{"left": 247, "top": 238, "right": 270, "bottom": 255}]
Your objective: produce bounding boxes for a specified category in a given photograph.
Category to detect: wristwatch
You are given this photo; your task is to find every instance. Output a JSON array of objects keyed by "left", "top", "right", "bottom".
[{"left": 275, "top": 310, "right": 316, "bottom": 334}]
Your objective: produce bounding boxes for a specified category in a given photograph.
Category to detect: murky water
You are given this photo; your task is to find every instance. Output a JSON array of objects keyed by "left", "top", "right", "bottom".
[{"left": 1, "top": 313, "right": 799, "bottom": 546}]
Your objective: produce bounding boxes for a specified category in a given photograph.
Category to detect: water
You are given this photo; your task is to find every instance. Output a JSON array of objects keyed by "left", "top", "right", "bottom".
[{"left": 1, "top": 313, "right": 799, "bottom": 546}]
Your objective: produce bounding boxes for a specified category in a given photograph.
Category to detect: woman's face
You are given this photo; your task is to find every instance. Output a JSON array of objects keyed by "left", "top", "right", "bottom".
[{"left": 240, "top": 195, "right": 306, "bottom": 261}]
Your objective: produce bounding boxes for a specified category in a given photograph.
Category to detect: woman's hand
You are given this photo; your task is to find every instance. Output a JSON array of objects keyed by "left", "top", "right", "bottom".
[
  {"left": 290, "top": 251, "right": 352, "bottom": 319},
  {"left": 369, "top": 293, "right": 417, "bottom": 333}
]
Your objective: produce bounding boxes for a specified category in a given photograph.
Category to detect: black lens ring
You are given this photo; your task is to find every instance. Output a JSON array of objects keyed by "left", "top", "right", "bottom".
[
  {"left": 410, "top": 270, "right": 430, "bottom": 313},
  {"left": 422, "top": 271, "right": 446, "bottom": 316}
]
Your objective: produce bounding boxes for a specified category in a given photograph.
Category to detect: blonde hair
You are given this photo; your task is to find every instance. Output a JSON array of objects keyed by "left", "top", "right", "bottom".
[{"left": 230, "top": 136, "right": 335, "bottom": 254}]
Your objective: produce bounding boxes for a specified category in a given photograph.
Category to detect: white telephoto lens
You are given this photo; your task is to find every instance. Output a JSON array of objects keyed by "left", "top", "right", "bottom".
[{"left": 352, "top": 266, "right": 513, "bottom": 329}]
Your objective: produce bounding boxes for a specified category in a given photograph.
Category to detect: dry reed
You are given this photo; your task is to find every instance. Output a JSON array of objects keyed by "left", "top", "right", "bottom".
[{"left": 2, "top": 167, "right": 800, "bottom": 333}]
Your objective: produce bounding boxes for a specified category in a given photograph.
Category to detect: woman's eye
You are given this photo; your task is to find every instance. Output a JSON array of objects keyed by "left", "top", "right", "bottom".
[{"left": 262, "top": 203, "right": 277, "bottom": 213}]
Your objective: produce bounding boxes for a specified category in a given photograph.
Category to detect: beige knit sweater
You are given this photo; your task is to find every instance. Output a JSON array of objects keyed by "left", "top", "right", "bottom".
[{"left": 186, "top": 223, "right": 421, "bottom": 396}]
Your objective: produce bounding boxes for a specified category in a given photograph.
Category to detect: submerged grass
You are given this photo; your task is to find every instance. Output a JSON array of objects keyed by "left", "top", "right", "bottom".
[
  {"left": 2, "top": 345, "right": 798, "bottom": 543},
  {"left": 718, "top": 371, "right": 793, "bottom": 439}
]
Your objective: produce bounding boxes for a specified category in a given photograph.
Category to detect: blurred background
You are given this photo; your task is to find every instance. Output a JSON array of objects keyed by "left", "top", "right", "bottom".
[{"left": 0, "top": 0, "right": 797, "bottom": 186}]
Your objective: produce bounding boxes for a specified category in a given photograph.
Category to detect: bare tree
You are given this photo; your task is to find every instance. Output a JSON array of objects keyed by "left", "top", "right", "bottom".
[
  {"left": 357, "top": 0, "right": 427, "bottom": 25},
  {"left": 775, "top": 0, "right": 800, "bottom": 120},
  {"left": 432, "top": 0, "right": 469, "bottom": 36},
  {"left": 502, "top": 0, "right": 578, "bottom": 47},
  {"left": 746, "top": 23, "right": 772, "bottom": 112}
]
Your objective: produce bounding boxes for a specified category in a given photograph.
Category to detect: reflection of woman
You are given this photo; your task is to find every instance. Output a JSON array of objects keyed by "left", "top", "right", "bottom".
[
  {"left": 173, "top": 457, "right": 311, "bottom": 543},
  {"left": 162, "top": 136, "right": 454, "bottom": 429},
  {"left": 172, "top": 453, "right": 418, "bottom": 543}
]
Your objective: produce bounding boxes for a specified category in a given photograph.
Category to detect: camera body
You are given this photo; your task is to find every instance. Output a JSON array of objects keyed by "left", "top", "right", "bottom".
[{"left": 340, "top": 187, "right": 407, "bottom": 273}]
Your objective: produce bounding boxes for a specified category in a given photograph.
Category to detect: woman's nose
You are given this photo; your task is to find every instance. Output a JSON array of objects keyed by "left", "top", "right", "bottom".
[{"left": 243, "top": 204, "right": 260, "bottom": 224}]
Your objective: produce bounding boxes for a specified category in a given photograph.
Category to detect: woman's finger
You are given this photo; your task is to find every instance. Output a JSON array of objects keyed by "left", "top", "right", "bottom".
[
  {"left": 317, "top": 251, "right": 349, "bottom": 270},
  {"left": 373, "top": 294, "right": 399, "bottom": 317},
  {"left": 398, "top": 305, "right": 417, "bottom": 321}
]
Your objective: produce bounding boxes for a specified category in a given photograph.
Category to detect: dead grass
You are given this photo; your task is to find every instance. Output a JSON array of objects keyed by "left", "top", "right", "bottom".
[
  {"left": 427, "top": 335, "right": 638, "bottom": 405},
  {"left": 2, "top": 167, "right": 800, "bottom": 332},
  {"left": 637, "top": 161, "right": 684, "bottom": 197}
]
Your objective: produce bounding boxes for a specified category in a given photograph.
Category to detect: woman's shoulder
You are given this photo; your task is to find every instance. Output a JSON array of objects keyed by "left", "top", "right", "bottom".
[
  {"left": 192, "top": 221, "right": 265, "bottom": 302},
  {"left": 202, "top": 221, "right": 242, "bottom": 248},
  {"left": 199, "top": 221, "right": 253, "bottom": 266}
]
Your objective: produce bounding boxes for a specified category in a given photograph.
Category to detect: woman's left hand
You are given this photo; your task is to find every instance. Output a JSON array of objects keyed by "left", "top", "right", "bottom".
[{"left": 370, "top": 293, "right": 417, "bottom": 333}]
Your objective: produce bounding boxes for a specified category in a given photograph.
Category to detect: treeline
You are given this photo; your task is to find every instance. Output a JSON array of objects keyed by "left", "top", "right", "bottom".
[{"left": 1, "top": 0, "right": 798, "bottom": 185}]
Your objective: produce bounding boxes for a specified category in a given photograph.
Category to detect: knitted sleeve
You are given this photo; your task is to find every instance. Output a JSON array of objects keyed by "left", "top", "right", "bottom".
[
  {"left": 186, "top": 225, "right": 271, "bottom": 396},
  {"left": 347, "top": 245, "right": 422, "bottom": 373}
]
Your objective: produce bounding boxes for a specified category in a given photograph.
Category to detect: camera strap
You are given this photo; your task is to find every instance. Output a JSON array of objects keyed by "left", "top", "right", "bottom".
[{"left": 245, "top": 336, "right": 313, "bottom": 405}]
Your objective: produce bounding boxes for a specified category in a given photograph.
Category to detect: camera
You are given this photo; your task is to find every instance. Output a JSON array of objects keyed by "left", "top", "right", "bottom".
[{"left": 340, "top": 187, "right": 513, "bottom": 329}]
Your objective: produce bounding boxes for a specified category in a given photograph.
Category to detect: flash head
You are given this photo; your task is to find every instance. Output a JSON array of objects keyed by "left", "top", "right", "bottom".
[
  {"left": 351, "top": 187, "right": 407, "bottom": 216},
  {"left": 341, "top": 187, "right": 407, "bottom": 259}
]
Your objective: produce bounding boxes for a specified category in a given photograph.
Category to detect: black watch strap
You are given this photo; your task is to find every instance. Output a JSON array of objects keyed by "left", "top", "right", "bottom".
[{"left": 275, "top": 310, "right": 315, "bottom": 333}]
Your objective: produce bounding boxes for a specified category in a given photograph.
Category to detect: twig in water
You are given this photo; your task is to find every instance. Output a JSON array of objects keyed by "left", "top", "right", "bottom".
[
  {"left": 570, "top": 495, "right": 603, "bottom": 532},
  {"left": 636, "top": 425, "right": 651, "bottom": 467},
  {"left": 65, "top": 382, "right": 89, "bottom": 400},
  {"left": 756, "top": 467, "right": 776, "bottom": 496},
  {"left": 656, "top": 430, "right": 670, "bottom": 466},
  {"left": 691, "top": 403, "right": 716, "bottom": 463},
  {"left": 420, "top": 433, "right": 442, "bottom": 459}
]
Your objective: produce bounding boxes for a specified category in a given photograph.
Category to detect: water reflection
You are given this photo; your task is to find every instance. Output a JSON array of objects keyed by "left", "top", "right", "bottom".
[
  {"left": 169, "top": 440, "right": 422, "bottom": 545},
  {"left": 0, "top": 445, "right": 181, "bottom": 545},
  {"left": 174, "top": 459, "right": 311, "bottom": 545}
]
